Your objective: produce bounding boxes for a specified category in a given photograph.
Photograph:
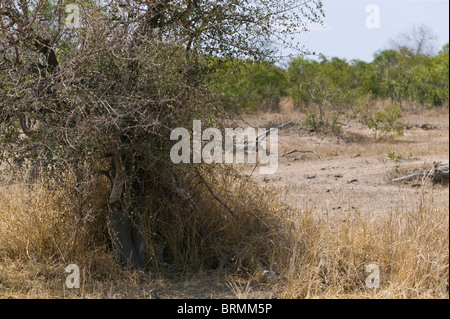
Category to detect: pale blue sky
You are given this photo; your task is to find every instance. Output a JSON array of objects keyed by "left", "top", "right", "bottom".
[{"left": 281, "top": 0, "right": 450, "bottom": 62}]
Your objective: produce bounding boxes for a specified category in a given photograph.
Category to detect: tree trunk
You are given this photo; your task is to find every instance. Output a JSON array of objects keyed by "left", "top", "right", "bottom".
[{"left": 108, "top": 152, "right": 147, "bottom": 270}]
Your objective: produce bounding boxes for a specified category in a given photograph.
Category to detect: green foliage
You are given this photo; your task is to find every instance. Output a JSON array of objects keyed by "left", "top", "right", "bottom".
[
  {"left": 287, "top": 56, "right": 359, "bottom": 131},
  {"left": 350, "top": 59, "right": 378, "bottom": 96},
  {"left": 388, "top": 152, "right": 404, "bottom": 163},
  {"left": 303, "top": 111, "right": 321, "bottom": 132},
  {"left": 210, "top": 58, "right": 288, "bottom": 113},
  {"left": 372, "top": 45, "right": 449, "bottom": 108},
  {"left": 209, "top": 42, "right": 448, "bottom": 135},
  {"left": 359, "top": 104, "right": 404, "bottom": 139}
]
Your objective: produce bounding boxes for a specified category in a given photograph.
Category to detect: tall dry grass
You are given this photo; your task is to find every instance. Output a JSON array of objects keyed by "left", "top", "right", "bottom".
[
  {"left": 0, "top": 176, "right": 127, "bottom": 298},
  {"left": 280, "top": 183, "right": 449, "bottom": 298},
  {"left": 0, "top": 167, "right": 448, "bottom": 298}
]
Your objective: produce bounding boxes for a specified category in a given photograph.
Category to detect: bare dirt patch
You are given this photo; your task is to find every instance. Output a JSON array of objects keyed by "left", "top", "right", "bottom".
[{"left": 240, "top": 108, "right": 449, "bottom": 220}]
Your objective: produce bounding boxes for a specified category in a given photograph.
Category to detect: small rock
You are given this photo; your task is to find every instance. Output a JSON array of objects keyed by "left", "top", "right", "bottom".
[
  {"left": 150, "top": 289, "right": 160, "bottom": 299},
  {"left": 261, "top": 270, "right": 281, "bottom": 283}
]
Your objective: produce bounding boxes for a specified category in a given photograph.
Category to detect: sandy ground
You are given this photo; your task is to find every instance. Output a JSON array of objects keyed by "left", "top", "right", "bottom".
[{"left": 239, "top": 108, "right": 449, "bottom": 221}]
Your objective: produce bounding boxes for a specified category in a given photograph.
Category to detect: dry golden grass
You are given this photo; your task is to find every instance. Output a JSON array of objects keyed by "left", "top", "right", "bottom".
[
  {"left": 0, "top": 171, "right": 448, "bottom": 299},
  {"left": 283, "top": 184, "right": 448, "bottom": 299},
  {"left": 0, "top": 107, "right": 448, "bottom": 299},
  {"left": 0, "top": 179, "right": 129, "bottom": 298}
]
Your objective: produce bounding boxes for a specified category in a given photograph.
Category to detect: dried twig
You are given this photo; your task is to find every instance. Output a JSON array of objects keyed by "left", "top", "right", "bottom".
[
  {"left": 255, "top": 121, "right": 294, "bottom": 144},
  {"left": 392, "top": 172, "right": 427, "bottom": 183},
  {"left": 194, "top": 167, "right": 234, "bottom": 216},
  {"left": 279, "top": 149, "right": 321, "bottom": 159}
]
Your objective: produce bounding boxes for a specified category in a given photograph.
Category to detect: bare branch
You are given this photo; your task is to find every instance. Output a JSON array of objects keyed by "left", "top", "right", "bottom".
[
  {"left": 279, "top": 149, "right": 321, "bottom": 159},
  {"left": 194, "top": 167, "right": 234, "bottom": 217}
]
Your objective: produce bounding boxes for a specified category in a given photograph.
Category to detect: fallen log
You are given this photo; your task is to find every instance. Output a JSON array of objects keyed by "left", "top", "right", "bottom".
[
  {"left": 391, "top": 162, "right": 449, "bottom": 185},
  {"left": 392, "top": 172, "right": 427, "bottom": 183},
  {"left": 433, "top": 162, "right": 449, "bottom": 185}
]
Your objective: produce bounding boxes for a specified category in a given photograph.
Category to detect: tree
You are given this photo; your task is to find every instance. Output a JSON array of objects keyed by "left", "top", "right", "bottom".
[
  {"left": 372, "top": 49, "right": 419, "bottom": 108},
  {"left": 373, "top": 43, "right": 448, "bottom": 109},
  {"left": 358, "top": 103, "right": 404, "bottom": 139},
  {"left": 389, "top": 24, "right": 438, "bottom": 56},
  {"left": 350, "top": 59, "right": 378, "bottom": 96},
  {"left": 426, "top": 44, "right": 449, "bottom": 106},
  {"left": 210, "top": 58, "right": 288, "bottom": 113},
  {"left": 287, "top": 56, "right": 359, "bottom": 131},
  {"left": 0, "top": 0, "right": 324, "bottom": 270}
]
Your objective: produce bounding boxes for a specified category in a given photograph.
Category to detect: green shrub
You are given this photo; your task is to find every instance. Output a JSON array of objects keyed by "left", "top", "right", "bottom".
[{"left": 359, "top": 104, "right": 404, "bottom": 139}]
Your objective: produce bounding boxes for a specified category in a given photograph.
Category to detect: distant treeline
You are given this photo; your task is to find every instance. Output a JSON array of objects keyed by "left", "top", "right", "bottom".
[{"left": 210, "top": 43, "right": 449, "bottom": 114}]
